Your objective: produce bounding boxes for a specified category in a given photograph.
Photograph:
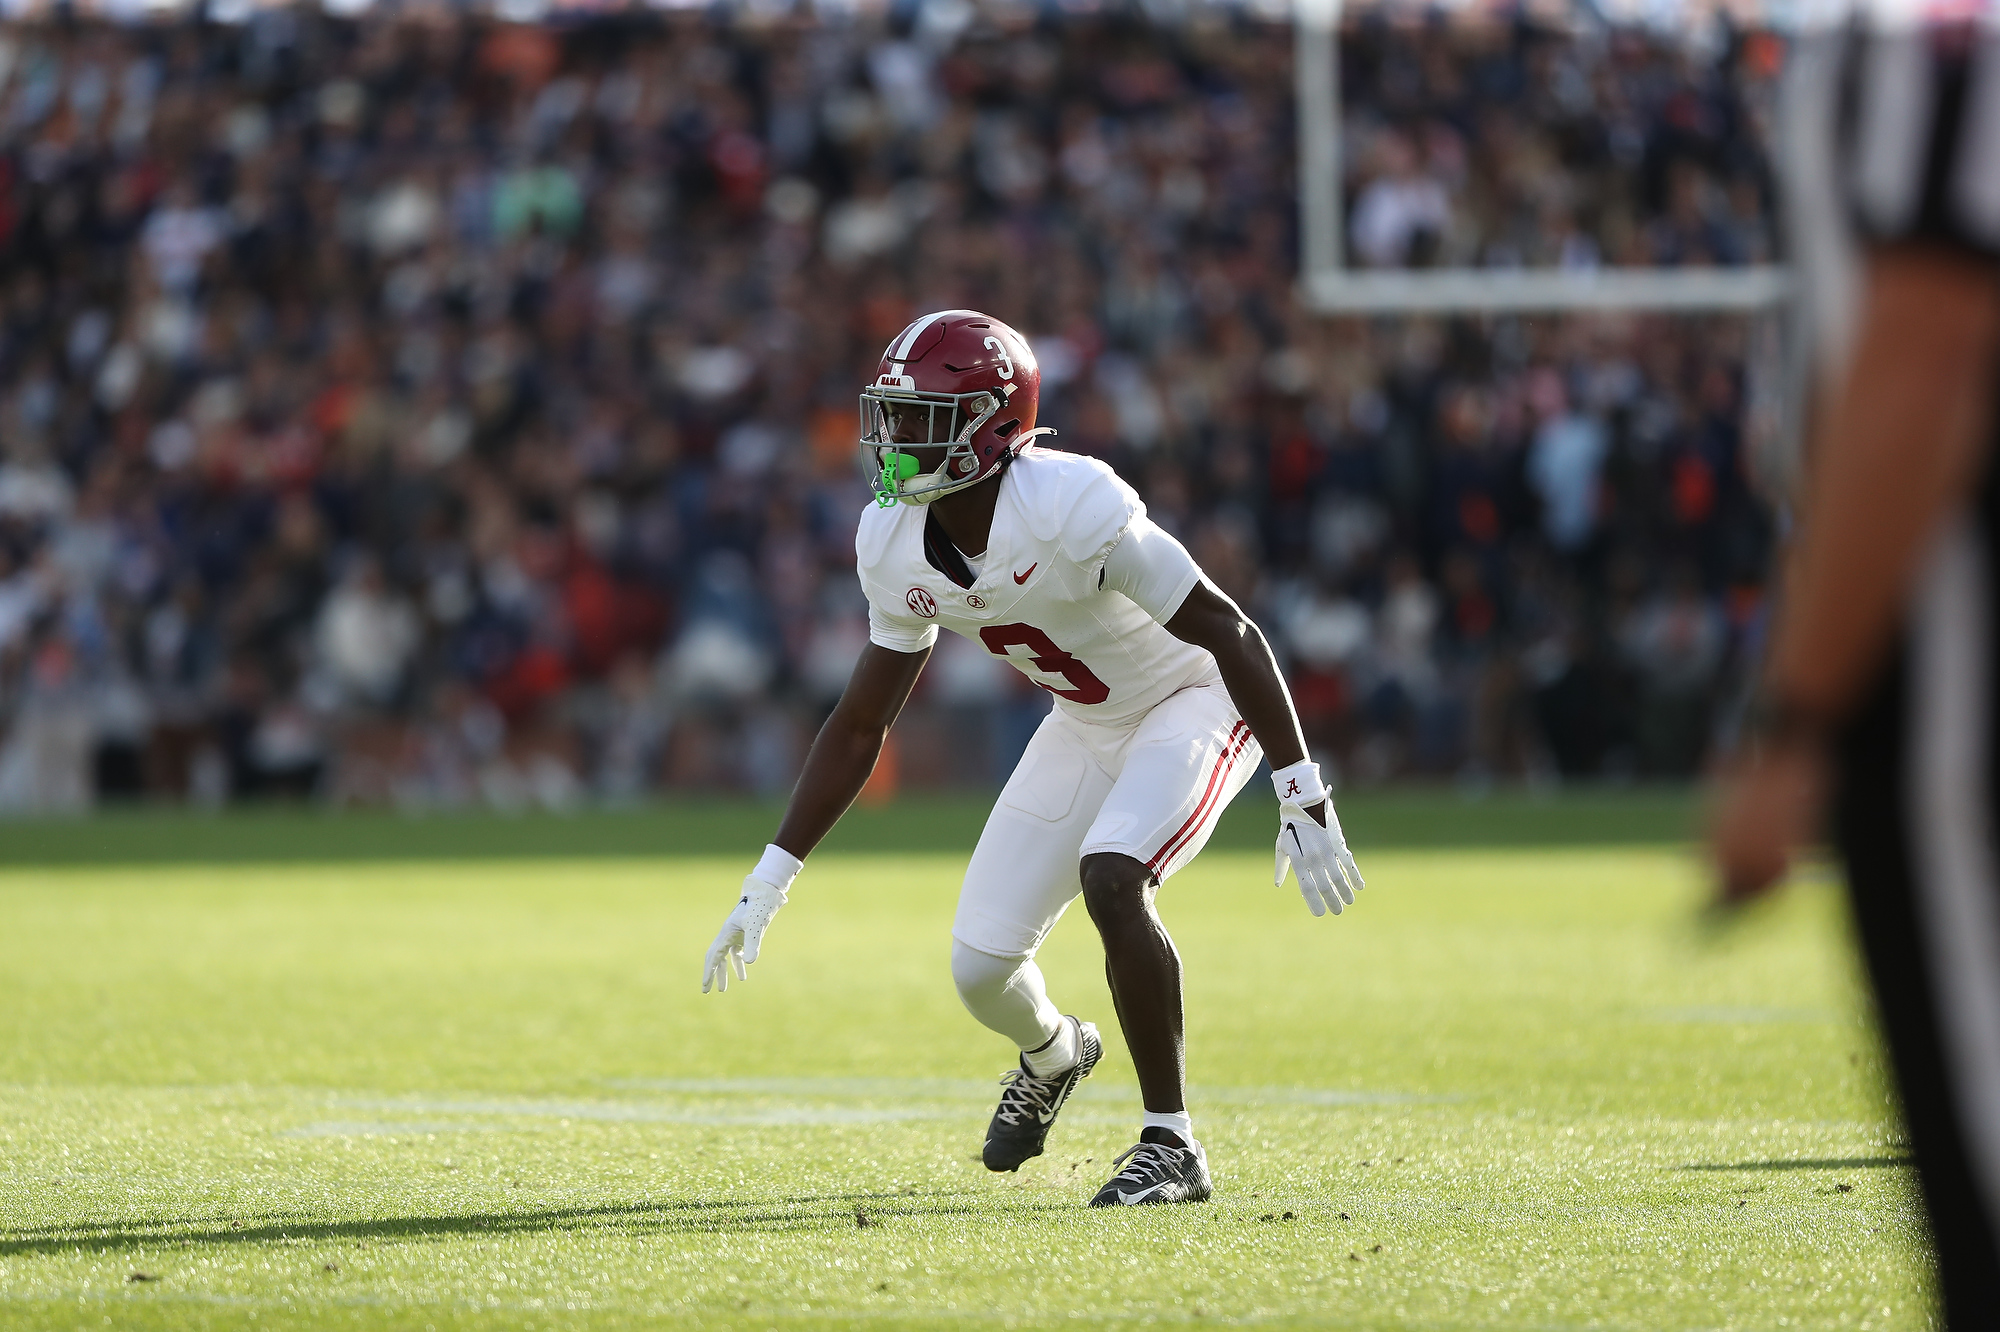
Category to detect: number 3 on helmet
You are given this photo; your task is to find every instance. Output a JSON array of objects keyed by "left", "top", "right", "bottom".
[{"left": 860, "top": 310, "right": 1054, "bottom": 507}]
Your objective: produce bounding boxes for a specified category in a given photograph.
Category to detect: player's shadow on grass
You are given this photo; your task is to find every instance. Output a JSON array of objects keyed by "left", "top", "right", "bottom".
[
  {"left": 1676, "top": 1156, "right": 1911, "bottom": 1172},
  {"left": 0, "top": 1190, "right": 1065, "bottom": 1258}
]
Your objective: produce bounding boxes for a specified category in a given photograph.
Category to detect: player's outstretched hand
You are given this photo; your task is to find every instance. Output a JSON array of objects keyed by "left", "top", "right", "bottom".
[
  {"left": 1275, "top": 801, "right": 1364, "bottom": 918},
  {"left": 702, "top": 845, "right": 802, "bottom": 993}
]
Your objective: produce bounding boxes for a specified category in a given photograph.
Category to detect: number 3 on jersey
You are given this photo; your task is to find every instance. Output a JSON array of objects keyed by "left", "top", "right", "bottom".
[{"left": 978, "top": 623, "right": 1110, "bottom": 705}]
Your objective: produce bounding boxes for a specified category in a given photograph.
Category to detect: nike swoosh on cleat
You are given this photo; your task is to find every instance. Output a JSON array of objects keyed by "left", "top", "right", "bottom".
[
  {"left": 1013, "top": 563, "right": 1037, "bottom": 584},
  {"left": 1110, "top": 1182, "right": 1175, "bottom": 1205}
]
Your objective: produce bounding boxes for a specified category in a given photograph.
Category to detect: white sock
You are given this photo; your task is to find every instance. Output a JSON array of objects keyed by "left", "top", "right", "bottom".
[
  {"left": 1143, "top": 1109, "right": 1195, "bottom": 1146},
  {"left": 1022, "top": 1015, "right": 1080, "bottom": 1077}
]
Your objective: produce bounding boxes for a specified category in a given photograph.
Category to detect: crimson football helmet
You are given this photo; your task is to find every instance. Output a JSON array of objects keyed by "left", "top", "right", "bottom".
[{"left": 860, "top": 310, "right": 1052, "bottom": 506}]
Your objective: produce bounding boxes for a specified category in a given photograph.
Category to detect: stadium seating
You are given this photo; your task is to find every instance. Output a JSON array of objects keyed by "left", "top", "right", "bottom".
[{"left": 0, "top": 12, "right": 1777, "bottom": 806}]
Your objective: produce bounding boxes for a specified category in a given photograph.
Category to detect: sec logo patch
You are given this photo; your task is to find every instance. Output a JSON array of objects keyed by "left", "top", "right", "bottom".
[
  {"left": 906, "top": 587, "right": 938, "bottom": 618},
  {"left": 965, "top": 594, "right": 986, "bottom": 609}
]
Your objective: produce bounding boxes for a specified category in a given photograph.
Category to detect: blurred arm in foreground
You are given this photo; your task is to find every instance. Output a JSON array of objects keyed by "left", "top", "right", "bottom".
[{"left": 1711, "top": 247, "right": 2000, "bottom": 901}]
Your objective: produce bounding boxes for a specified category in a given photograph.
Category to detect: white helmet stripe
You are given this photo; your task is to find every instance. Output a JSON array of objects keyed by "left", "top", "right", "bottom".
[{"left": 889, "top": 310, "right": 950, "bottom": 363}]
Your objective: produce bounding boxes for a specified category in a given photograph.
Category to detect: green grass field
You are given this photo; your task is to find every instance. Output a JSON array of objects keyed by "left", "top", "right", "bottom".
[{"left": 0, "top": 796, "right": 1934, "bottom": 1330}]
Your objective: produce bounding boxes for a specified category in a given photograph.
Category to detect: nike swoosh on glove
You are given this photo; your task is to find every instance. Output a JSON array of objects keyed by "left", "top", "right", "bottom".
[
  {"left": 1274, "top": 802, "right": 1365, "bottom": 918},
  {"left": 701, "top": 876, "right": 788, "bottom": 993}
]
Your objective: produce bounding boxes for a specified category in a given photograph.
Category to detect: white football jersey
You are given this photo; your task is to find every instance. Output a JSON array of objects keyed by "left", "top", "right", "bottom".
[{"left": 856, "top": 448, "right": 1221, "bottom": 729}]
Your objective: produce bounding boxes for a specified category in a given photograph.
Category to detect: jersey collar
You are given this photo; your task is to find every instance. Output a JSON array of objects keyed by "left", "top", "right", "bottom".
[
  {"left": 921, "top": 511, "right": 976, "bottom": 590},
  {"left": 920, "top": 464, "right": 1027, "bottom": 590}
]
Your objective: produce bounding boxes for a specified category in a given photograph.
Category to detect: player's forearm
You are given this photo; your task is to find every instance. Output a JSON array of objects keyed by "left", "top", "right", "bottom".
[
  {"left": 771, "top": 717, "right": 888, "bottom": 861},
  {"left": 1763, "top": 248, "right": 2000, "bottom": 721},
  {"left": 769, "top": 643, "right": 929, "bottom": 862}
]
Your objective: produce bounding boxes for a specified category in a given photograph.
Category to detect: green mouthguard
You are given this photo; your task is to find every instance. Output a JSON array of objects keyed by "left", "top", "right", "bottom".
[{"left": 873, "top": 451, "right": 922, "bottom": 507}]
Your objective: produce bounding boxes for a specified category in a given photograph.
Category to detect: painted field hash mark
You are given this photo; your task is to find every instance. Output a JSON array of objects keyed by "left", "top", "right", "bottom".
[
  {"left": 607, "top": 1076, "right": 1442, "bottom": 1106},
  {"left": 259, "top": 1080, "right": 1453, "bottom": 1138},
  {"left": 277, "top": 1081, "right": 1443, "bottom": 1137}
]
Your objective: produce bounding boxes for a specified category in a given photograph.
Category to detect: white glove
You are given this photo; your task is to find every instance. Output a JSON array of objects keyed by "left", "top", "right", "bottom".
[
  {"left": 702, "top": 844, "right": 801, "bottom": 993},
  {"left": 1269, "top": 760, "right": 1364, "bottom": 918}
]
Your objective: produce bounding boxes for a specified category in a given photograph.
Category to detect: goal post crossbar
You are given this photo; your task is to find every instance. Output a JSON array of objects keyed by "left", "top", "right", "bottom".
[{"left": 1302, "top": 266, "right": 1794, "bottom": 314}]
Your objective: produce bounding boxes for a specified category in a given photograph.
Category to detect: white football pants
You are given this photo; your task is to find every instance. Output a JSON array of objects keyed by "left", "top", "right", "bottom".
[{"left": 950, "top": 680, "right": 1260, "bottom": 1049}]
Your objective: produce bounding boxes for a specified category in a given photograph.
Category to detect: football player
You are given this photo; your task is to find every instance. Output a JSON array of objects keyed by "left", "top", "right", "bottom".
[{"left": 701, "top": 310, "right": 1364, "bottom": 1206}]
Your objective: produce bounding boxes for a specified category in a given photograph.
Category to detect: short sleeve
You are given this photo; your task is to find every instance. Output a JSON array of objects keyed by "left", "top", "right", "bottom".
[
  {"left": 1057, "top": 462, "right": 1146, "bottom": 580},
  {"left": 1100, "top": 513, "right": 1203, "bottom": 623},
  {"left": 867, "top": 599, "right": 939, "bottom": 653}
]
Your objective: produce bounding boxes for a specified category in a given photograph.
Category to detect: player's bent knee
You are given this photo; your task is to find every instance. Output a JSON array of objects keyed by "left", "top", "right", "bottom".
[
  {"left": 950, "top": 939, "right": 1063, "bottom": 1049},
  {"left": 951, "top": 938, "right": 1026, "bottom": 1004},
  {"left": 1079, "top": 852, "right": 1153, "bottom": 924}
]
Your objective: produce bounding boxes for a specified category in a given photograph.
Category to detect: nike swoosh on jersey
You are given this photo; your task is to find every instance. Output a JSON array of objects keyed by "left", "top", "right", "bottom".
[{"left": 1013, "top": 563, "right": 1037, "bottom": 584}]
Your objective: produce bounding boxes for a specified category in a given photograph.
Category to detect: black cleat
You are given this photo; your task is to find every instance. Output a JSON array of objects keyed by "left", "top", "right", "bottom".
[
  {"left": 981, "top": 1016, "right": 1101, "bottom": 1172},
  {"left": 1088, "top": 1129, "right": 1213, "bottom": 1206}
]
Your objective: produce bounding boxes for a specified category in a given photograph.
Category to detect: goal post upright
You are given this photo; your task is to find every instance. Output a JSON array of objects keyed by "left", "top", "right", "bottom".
[{"left": 1295, "top": 0, "right": 1344, "bottom": 282}]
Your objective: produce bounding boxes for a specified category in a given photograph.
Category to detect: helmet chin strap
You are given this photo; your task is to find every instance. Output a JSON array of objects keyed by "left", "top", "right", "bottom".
[
  {"left": 892, "top": 426, "right": 1058, "bottom": 506},
  {"left": 897, "top": 447, "right": 983, "bottom": 505}
]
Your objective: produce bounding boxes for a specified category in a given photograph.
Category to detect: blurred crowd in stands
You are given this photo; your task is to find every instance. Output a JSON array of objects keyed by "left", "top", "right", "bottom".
[{"left": 0, "top": 8, "right": 1780, "bottom": 810}]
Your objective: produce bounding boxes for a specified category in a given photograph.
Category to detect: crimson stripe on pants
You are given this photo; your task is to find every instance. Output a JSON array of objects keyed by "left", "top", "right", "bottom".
[{"left": 1145, "top": 721, "right": 1253, "bottom": 874}]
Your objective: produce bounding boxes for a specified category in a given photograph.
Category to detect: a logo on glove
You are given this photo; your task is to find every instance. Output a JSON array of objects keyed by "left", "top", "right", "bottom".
[{"left": 1284, "top": 778, "right": 1301, "bottom": 798}]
